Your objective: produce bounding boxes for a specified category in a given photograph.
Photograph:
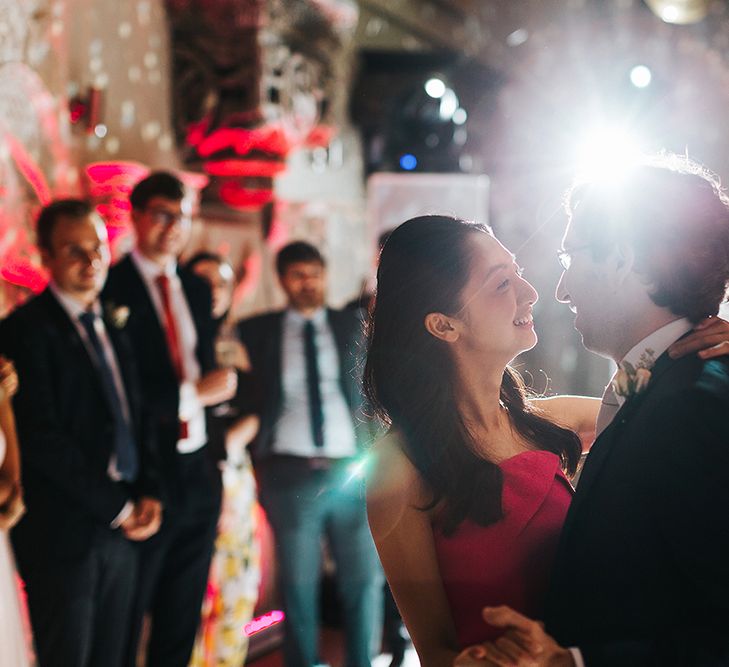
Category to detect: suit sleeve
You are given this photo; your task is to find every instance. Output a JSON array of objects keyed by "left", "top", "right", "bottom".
[
  {"left": 2, "top": 317, "right": 130, "bottom": 525},
  {"left": 579, "top": 384, "right": 729, "bottom": 667}
]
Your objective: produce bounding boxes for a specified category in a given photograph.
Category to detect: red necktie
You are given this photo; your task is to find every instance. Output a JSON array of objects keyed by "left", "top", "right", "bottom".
[{"left": 155, "top": 274, "right": 188, "bottom": 438}]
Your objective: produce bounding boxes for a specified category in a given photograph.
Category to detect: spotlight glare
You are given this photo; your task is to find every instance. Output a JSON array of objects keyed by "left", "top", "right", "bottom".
[
  {"left": 630, "top": 65, "right": 652, "bottom": 88},
  {"left": 575, "top": 127, "right": 643, "bottom": 181},
  {"left": 662, "top": 6, "right": 680, "bottom": 22},
  {"left": 425, "top": 78, "right": 446, "bottom": 99},
  {"left": 506, "top": 28, "right": 529, "bottom": 47},
  {"left": 453, "top": 108, "right": 468, "bottom": 125},
  {"left": 399, "top": 153, "right": 418, "bottom": 171},
  {"left": 439, "top": 88, "right": 459, "bottom": 120}
]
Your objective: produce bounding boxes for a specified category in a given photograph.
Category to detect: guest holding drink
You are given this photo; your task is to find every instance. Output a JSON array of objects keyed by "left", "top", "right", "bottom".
[{"left": 186, "top": 252, "right": 262, "bottom": 667}]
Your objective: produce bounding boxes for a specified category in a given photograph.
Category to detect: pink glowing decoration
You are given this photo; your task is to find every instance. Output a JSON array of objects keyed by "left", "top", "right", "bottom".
[
  {"left": 85, "top": 161, "right": 149, "bottom": 220},
  {"left": 0, "top": 256, "right": 48, "bottom": 295},
  {"left": 203, "top": 159, "right": 286, "bottom": 178},
  {"left": 191, "top": 125, "right": 291, "bottom": 159},
  {"left": 243, "top": 610, "right": 285, "bottom": 637},
  {"left": 218, "top": 181, "right": 274, "bottom": 209},
  {"left": 4, "top": 134, "right": 51, "bottom": 206}
]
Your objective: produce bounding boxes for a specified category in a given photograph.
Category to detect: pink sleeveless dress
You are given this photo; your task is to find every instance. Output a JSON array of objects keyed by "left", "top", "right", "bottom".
[{"left": 432, "top": 450, "right": 573, "bottom": 648}]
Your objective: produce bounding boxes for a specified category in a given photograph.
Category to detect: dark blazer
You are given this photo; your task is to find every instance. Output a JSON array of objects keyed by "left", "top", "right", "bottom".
[
  {"left": 102, "top": 255, "right": 216, "bottom": 498},
  {"left": 236, "top": 308, "right": 369, "bottom": 460},
  {"left": 545, "top": 350, "right": 729, "bottom": 666},
  {"left": 0, "top": 288, "right": 155, "bottom": 563}
]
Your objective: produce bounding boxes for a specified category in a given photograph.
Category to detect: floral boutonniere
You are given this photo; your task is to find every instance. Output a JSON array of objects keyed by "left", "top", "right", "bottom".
[
  {"left": 612, "top": 348, "right": 656, "bottom": 399},
  {"left": 104, "top": 302, "right": 130, "bottom": 329}
]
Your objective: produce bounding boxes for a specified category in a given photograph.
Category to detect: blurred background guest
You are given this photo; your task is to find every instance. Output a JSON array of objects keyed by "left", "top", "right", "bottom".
[
  {"left": 103, "top": 173, "right": 237, "bottom": 667},
  {"left": 238, "top": 242, "right": 383, "bottom": 667},
  {"left": 0, "top": 356, "right": 29, "bottom": 667},
  {"left": 186, "top": 251, "right": 262, "bottom": 667},
  {"left": 0, "top": 200, "right": 162, "bottom": 667}
]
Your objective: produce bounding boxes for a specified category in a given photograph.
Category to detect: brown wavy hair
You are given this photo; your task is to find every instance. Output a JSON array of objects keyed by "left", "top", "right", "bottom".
[
  {"left": 565, "top": 154, "right": 729, "bottom": 323},
  {"left": 364, "top": 215, "right": 581, "bottom": 535}
]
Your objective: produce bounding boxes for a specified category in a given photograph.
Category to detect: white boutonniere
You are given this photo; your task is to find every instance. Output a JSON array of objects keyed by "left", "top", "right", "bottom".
[
  {"left": 105, "top": 302, "right": 130, "bottom": 329},
  {"left": 612, "top": 348, "right": 655, "bottom": 399}
]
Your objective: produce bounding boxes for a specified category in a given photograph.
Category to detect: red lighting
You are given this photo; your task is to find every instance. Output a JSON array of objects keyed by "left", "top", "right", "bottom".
[
  {"left": 244, "top": 610, "right": 285, "bottom": 637},
  {"left": 85, "top": 161, "right": 149, "bottom": 185},
  {"left": 194, "top": 126, "right": 291, "bottom": 158},
  {"left": 0, "top": 259, "right": 48, "bottom": 294},
  {"left": 203, "top": 159, "right": 286, "bottom": 178},
  {"left": 218, "top": 181, "right": 274, "bottom": 209},
  {"left": 6, "top": 134, "right": 51, "bottom": 205}
]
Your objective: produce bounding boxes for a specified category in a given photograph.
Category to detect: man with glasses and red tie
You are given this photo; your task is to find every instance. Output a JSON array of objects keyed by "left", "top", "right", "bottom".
[
  {"left": 237, "top": 242, "right": 383, "bottom": 667},
  {"left": 103, "top": 172, "right": 237, "bottom": 667}
]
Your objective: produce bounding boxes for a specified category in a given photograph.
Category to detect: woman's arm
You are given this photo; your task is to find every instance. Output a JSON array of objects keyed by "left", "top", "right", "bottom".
[
  {"left": 0, "top": 357, "right": 24, "bottom": 529},
  {"left": 533, "top": 395, "right": 599, "bottom": 450},
  {"left": 367, "top": 433, "right": 459, "bottom": 667}
]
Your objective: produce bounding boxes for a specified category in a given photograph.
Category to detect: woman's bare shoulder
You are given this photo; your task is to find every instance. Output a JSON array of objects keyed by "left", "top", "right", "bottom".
[
  {"left": 366, "top": 430, "right": 430, "bottom": 538},
  {"left": 368, "top": 431, "right": 420, "bottom": 495}
]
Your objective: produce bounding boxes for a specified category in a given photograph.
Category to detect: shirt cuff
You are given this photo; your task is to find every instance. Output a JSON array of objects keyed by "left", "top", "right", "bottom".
[
  {"left": 569, "top": 647, "right": 585, "bottom": 667},
  {"left": 110, "top": 500, "right": 134, "bottom": 529},
  {"left": 179, "top": 380, "right": 201, "bottom": 418}
]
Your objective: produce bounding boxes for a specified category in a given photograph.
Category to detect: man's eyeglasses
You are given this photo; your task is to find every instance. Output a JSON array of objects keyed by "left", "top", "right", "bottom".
[
  {"left": 557, "top": 244, "right": 591, "bottom": 271},
  {"left": 145, "top": 208, "right": 191, "bottom": 227}
]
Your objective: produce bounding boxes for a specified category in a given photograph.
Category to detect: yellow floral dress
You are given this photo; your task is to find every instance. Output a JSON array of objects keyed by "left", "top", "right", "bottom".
[{"left": 189, "top": 450, "right": 261, "bottom": 667}]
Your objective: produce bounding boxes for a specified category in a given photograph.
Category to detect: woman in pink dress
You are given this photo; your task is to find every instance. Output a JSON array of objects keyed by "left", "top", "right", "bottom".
[{"left": 364, "top": 216, "right": 724, "bottom": 666}]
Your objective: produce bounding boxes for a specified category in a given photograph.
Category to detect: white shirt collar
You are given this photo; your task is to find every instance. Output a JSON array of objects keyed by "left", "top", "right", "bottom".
[
  {"left": 620, "top": 317, "right": 693, "bottom": 372},
  {"left": 49, "top": 281, "right": 101, "bottom": 319},
  {"left": 285, "top": 307, "right": 327, "bottom": 327},
  {"left": 131, "top": 249, "right": 177, "bottom": 281}
]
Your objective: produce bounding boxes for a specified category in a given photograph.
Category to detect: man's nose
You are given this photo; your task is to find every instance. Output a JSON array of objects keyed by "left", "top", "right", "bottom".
[
  {"left": 555, "top": 271, "right": 569, "bottom": 303},
  {"left": 81, "top": 250, "right": 102, "bottom": 267}
]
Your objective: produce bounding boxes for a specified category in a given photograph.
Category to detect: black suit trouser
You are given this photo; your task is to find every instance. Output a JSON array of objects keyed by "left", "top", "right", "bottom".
[
  {"left": 125, "top": 447, "right": 222, "bottom": 667},
  {"left": 20, "top": 527, "right": 137, "bottom": 667}
]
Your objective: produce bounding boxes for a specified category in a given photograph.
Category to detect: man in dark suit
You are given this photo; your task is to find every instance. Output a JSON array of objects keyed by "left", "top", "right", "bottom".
[
  {"left": 238, "top": 242, "right": 383, "bottom": 667},
  {"left": 0, "top": 199, "right": 162, "bottom": 667},
  {"left": 103, "top": 172, "right": 237, "bottom": 667},
  {"left": 457, "top": 157, "right": 729, "bottom": 667}
]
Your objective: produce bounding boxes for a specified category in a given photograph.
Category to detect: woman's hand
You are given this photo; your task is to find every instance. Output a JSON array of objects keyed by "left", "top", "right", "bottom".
[
  {"left": 0, "top": 356, "right": 18, "bottom": 402},
  {"left": 669, "top": 316, "right": 729, "bottom": 360},
  {"left": 0, "top": 481, "right": 25, "bottom": 531}
]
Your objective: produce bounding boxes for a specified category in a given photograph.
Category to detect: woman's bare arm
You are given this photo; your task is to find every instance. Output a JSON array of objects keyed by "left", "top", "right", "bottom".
[
  {"left": 533, "top": 395, "right": 600, "bottom": 452},
  {"left": 367, "top": 432, "right": 460, "bottom": 667}
]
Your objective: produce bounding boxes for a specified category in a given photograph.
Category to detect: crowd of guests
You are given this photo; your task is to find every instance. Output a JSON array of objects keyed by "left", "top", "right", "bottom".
[
  {"left": 3, "top": 153, "right": 729, "bottom": 667},
  {"left": 0, "top": 171, "right": 391, "bottom": 667}
]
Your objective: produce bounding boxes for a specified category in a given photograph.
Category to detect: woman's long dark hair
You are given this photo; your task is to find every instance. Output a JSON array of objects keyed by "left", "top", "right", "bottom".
[{"left": 364, "top": 215, "right": 581, "bottom": 535}]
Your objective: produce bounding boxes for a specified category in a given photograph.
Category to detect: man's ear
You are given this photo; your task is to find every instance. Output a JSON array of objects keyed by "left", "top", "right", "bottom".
[
  {"left": 39, "top": 247, "right": 51, "bottom": 269},
  {"left": 424, "top": 312, "right": 459, "bottom": 342},
  {"left": 130, "top": 208, "right": 142, "bottom": 228}
]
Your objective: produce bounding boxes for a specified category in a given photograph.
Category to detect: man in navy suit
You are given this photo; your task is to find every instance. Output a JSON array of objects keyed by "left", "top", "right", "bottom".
[
  {"left": 457, "top": 157, "right": 729, "bottom": 666},
  {"left": 238, "top": 242, "right": 383, "bottom": 667},
  {"left": 0, "top": 199, "right": 162, "bottom": 667},
  {"left": 103, "top": 172, "right": 237, "bottom": 667}
]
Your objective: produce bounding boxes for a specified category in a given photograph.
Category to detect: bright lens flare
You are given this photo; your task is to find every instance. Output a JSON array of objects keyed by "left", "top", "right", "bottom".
[
  {"left": 344, "top": 454, "right": 370, "bottom": 486},
  {"left": 630, "top": 65, "right": 652, "bottom": 88},
  {"left": 574, "top": 128, "right": 643, "bottom": 181}
]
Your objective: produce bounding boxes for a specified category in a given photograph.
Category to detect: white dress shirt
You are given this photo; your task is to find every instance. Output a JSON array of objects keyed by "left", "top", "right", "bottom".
[
  {"left": 272, "top": 308, "right": 357, "bottom": 459},
  {"left": 595, "top": 318, "right": 692, "bottom": 434},
  {"left": 49, "top": 282, "right": 134, "bottom": 526},
  {"left": 131, "top": 251, "right": 207, "bottom": 453}
]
